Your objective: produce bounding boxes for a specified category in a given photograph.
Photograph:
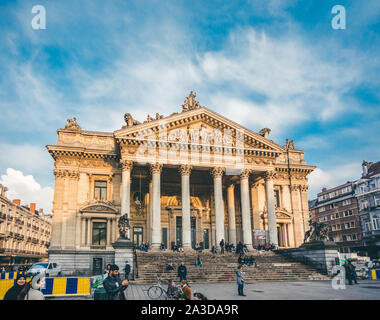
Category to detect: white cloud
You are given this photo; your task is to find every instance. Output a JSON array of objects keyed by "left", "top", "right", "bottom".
[
  {"left": 0, "top": 168, "right": 53, "bottom": 214},
  {"left": 0, "top": 142, "right": 53, "bottom": 175}
]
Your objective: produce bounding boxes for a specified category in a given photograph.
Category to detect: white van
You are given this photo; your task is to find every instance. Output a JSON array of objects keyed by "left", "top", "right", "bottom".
[{"left": 26, "top": 262, "right": 62, "bottom": 277}]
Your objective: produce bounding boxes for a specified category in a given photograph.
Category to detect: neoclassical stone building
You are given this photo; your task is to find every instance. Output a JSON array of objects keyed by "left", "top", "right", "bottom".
[{"left": 47, "top": 92, "right": 314, "bottom": 274}]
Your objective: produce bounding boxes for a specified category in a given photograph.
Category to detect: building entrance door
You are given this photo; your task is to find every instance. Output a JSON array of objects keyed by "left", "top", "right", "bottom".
[
  {"left": 176, "top": 216, "right": 182, "bottom": 246},
  {"left": 92, "top": 257, "right": 103, "bottom": 275},
  {"left": 133, "top": 227, "right": 143, "bottom": 247},
  {"left": 203, "top": 229, "right": 209, "bottom": 249}
]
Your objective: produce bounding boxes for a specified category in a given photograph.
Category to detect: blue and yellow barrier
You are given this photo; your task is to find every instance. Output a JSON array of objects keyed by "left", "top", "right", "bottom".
[
  {"left": 372, "top": 269, "right": 380, "bottom": 280},
  {"left": 0, "top": 277, "right": 90, "bottom": 299},
  {"left": 0, "top": 272, "right": 26, "bottom": 280}
]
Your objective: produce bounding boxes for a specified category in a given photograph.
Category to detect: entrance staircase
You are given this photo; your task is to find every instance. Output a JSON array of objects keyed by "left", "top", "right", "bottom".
[{"left": 132, "top": 250, "right": 331, "bottom": 284}]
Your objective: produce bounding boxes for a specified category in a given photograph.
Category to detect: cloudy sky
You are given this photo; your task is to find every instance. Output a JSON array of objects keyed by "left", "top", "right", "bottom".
[{"left": 0, "top": 0, "right": 379, "bottom": 213}]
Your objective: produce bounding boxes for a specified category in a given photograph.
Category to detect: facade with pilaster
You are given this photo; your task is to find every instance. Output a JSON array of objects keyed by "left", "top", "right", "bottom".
[{"left": 46, "top": 92, "right": 314, "bottom": 275}]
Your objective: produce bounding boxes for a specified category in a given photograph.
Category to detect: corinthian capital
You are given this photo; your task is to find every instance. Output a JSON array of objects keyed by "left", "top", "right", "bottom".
[
  {"left": 240, "top": 169, "right": 251, "bottom": 180},
  {"left": 211, "top": 167, "right": 225, "bottom": 178},
  {"left": 121, "top": 160, "right": 134, "bottom": 171},
  {"left": 290, "top": 184, "right": 300, "bottom": 192},
  {"left": 150, "top": 163, "right": 163, "bottom": 175},
  {"left": 300, "top": 185, "right": 309, "bottom": 192},
  {"left": 264, "top": 170, "right": 276, "bottom": 181},
  {"left": 179, "top": 164, "right": 192, "bottom": 176}
]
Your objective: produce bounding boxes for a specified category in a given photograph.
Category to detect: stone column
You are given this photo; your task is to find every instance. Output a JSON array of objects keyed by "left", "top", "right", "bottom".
[
  {"left": 265, "top": 170, "right": 278, "bottom": 247},
  {"left": 180, "top": 165, "right": 192, "bottom": 249},
  {"left": 150, "top": 163, "right": 163, "bottom": 250},
  {"left": 240, "top": 169, "right": 253, "bottom": 249},
  {"left": 148, "top": 180, "right": 153, "bottom": 245},
  {"left": 86, "top": 218, "right": 91, "bottom": 246},
  {"left": 75, "top": 214, "right": 81, "bottom": 248},
  {"left": 211, "top": 167, "right": 225, "bottom": 247},
  {"left": 81, "top": 217, "right": 86, "bottom": 245},
  {"left": 120, "top": 160, "right": 133, "bottom": 240},
  {"left": 227, "top": 183, "right": 237, "bottom": 245},
  {"left": 107, "top": 218, "right": 111, "bottom": 245}
]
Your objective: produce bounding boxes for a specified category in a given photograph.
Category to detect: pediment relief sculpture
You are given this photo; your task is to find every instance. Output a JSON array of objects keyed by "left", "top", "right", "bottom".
[{"left": 79, "top": 200, "right": 118, "bottom": 213}]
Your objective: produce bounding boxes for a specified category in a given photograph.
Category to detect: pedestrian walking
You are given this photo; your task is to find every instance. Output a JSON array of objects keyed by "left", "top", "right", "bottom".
[
  {"left": 236, "top": 265, "right": 246, "bottom": 296},
  {"left": 343, "top": 261, "right": 353, "bottom": 285},
  {"left": 3, "top": 273, "right": 27, "bottom": 300},
  {"left": 178, "top": 261, "right": 187, "bottom": 283},
  {"left": 348, "top": 260, "right": 358, "bottom": 284},
  {"left": 195, "top": 255, "right": 203, "bottom": 268},
  {"left": 124, "top": 260, "right": 131, "bottom": 280},
  {"left": 19, "top": 274, "right": 45, "bottom": 300},
  {"left": 103, "top": 264, "right": 129, "bottom": 300}
]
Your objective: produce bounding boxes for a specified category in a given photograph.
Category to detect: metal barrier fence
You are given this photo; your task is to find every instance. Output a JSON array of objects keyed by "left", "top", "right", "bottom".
[{"left": 0, "top": 277, "right": 91, "bottom": 299}]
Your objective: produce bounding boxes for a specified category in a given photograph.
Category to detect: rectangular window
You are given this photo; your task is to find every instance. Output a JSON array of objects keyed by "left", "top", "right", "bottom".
[
  {"left": 365, "top": 221, "right": 371, "bottom": 232},
  {"left": 319, "top": 206, "right": 325, "bottom": 213},
  {"left": 94, "top": 181, "right": 107, "bottom": 200},
  {"left": 92, "top": 222, "right": 107, "bottom": 245},
  {"left": 373, "top": 217, "right": 380, "bottom": 230},
  {"left": 342, "top": 199, "right": 351, "bottom": 206},
  {"left": 375, "top": 195, "right": 380, "bottom": 207}
]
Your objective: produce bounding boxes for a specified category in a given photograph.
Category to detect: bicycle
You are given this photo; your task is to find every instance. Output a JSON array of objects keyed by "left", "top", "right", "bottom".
[{"left": 147, "top": 274, "right": 184, "bottom": 300}]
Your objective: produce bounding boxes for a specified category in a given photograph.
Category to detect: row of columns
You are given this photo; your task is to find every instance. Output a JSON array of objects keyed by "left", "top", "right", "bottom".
[{"left": 120, "top": 160, "right": 279, "bottom": 250}]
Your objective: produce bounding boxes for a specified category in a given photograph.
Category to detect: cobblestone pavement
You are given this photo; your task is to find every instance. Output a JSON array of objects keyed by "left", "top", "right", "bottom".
[{"left": 48, "top": 280, "right": 380, "bottom": 300}]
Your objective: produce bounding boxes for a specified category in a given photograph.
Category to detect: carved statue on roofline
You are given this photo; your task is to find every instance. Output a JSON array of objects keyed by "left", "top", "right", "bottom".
[
  {"left": 64, "top": 117, "right": 81, "bottom": 131},
  {"left": 258, "top": 128, "right": 271, "bottom": 138},
  {"left": 285, "top": 138, "right": 295, "bottom": 150},
  {"left": 124, "top": 113, "right": 141, "bottom": 127},
  {"left": 182, "top": 91, "right": 202, "bottom": 112}
]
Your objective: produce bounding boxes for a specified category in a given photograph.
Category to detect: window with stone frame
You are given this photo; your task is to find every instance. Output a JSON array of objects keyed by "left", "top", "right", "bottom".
[
  {"left": 373, "top": 216, "right": 379, "bottom": 230},
  {"left": 365, "top": 221, "right": 371, "bottom": 232},
  {"left": 94, "top": 180, "right": 107, "bottom": 201},
  {"left": 374, "top": 194, "right": 380, "bottom": 207},
  {"left": 92, "top": 221, "right": 107, "bottom": 245}
]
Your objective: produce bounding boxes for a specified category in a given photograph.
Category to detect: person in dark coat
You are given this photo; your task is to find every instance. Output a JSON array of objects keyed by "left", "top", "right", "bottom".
[
  {"left": 103, "top": 264, "right": 129, "bottom": 300},
  {"left": 343, "top": 261, "right": 353, "bottom": 285},
  {"left": 124, "top": 261, "right": 131, "bottom": 280},
  {"left": 4, "top": 273, "right": 27, "bottom": 300},
  {"left": 219, "top": 239, "right": 225, "bottom": 254},
  {"left": 348, "top": 261, "right": 358, "bottom": 284},
  {"left": 178, "top": 261, "right": 187, "bottom": 282}
]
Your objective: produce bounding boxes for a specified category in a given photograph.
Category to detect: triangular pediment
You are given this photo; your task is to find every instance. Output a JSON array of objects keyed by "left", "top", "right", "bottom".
[
  {"left": 79, "top": 200, "right": 119, "bottom": 213},
  {"left": 114, "top": 106, "right": 283, "bottom": 154}
]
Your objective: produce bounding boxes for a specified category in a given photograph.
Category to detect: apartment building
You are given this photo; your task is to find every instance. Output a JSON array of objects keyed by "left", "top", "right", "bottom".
[
  {"left": 0, "top": 184, "right": 52, "bottom": 265},
  {"left": 354, "top": 161, "right": 380, "bottom": 259},
  {"left": 311, "top": 182, "right": 363, "bottom": 254}
]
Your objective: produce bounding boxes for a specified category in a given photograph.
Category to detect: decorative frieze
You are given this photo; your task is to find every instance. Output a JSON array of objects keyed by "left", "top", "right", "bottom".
[{"left": 53, "top": 169, "right": 80, "bottom": 180}]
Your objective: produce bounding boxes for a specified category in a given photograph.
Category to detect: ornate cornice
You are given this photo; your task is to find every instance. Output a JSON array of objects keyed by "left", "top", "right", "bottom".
[
  {"left": 179, "top": 164, "right": 192, "bottom": 176},
  {"left": 211, "top": 167, "right": 225, "bottom": 178},
  {"left": 150, "top": 163, "right": 163, "bottom": 175}
]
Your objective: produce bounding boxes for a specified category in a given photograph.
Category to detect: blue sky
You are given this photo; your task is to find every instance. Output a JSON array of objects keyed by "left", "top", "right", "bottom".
[{"left": 0, "top": 0, "right": 379, "bottom": 213}]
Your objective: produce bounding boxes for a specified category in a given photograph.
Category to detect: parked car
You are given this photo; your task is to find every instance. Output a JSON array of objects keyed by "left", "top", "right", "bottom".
[{"left": 26, "top": 262, "right": 61, "bottom": 277}]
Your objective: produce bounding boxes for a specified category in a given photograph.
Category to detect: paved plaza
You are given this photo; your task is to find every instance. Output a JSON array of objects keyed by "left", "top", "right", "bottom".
[{"left": 49, "top": 280, "right": 380, "bottom": 300}]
